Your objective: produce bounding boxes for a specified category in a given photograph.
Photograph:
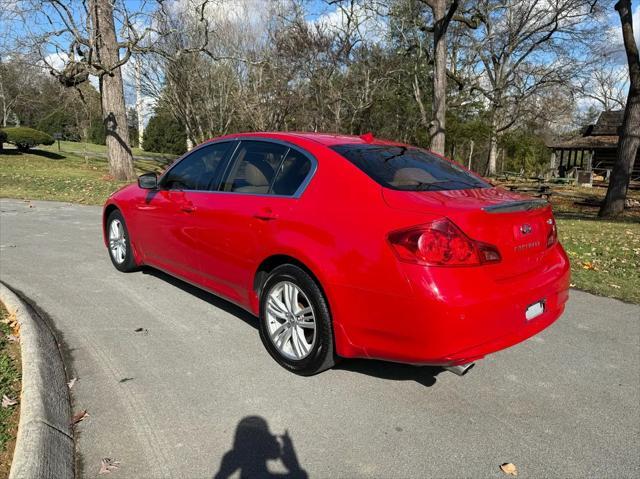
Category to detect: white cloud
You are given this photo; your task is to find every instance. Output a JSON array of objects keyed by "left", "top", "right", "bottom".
[{"left": 43, "top": 51, "right": 68, "bottom": 71}]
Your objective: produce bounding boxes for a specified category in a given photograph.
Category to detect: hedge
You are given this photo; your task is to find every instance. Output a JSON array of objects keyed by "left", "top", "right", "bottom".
[{"left": 2, "top": 127, "right": 55, "bottom": 151}]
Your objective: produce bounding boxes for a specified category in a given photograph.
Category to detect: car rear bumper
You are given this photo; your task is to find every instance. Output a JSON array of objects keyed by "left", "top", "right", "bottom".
[{"left": 331, "top": 243, "right": 570, "bottom": 365}]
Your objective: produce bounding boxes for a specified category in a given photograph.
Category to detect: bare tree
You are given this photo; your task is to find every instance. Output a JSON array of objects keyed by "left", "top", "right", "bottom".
[
  {"left": 13, "top": 0, "right": 216, "bottom": 179},
  {"left": 140, "top": 0, "right": 259, "bottom": 146},
  {"left": 599, "top": 0, "right": 640, "bottom": 217},
  {"left": 578, "top": 65, "right": 628, "bottom": 111},
  {"left": 461, "top": 0, "right": 607, "bottom": 175},
  {"left": 0, "top": 56, "right": 23, "bottom": 127},
  {"left": 419, "top": 0, "right": 460, "bottom": 154},
  {"left": 387, "top": 0, "right": 474, "bottom": 152},
  {"left": 13, "top": 0, "right": 155, "bottom": 179},
  {"left": 90, "top": 0, "right": 134, "bottom": 180}
]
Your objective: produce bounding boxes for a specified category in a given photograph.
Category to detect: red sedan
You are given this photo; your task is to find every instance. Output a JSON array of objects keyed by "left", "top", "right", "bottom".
[{"left": 103, "top": 132, "right": 570, "bottom": 376}]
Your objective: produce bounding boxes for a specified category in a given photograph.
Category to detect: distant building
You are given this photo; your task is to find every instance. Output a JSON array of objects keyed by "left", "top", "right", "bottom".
[{"left": 547, "top": 110, "right": 640, "bottom": 180}]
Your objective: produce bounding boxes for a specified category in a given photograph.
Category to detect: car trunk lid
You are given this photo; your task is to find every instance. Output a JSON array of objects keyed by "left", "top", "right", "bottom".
[{"left": 383, "top": 187, "right": 555, "bottom": 280}]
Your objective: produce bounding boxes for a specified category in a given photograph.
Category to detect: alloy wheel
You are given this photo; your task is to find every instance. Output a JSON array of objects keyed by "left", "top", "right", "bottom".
[
  {"left": 265, "top": 281, "right": 317, "bottom": 360},
  {"left": 108, "top": 218, "right": 127, "bottom": 264}
]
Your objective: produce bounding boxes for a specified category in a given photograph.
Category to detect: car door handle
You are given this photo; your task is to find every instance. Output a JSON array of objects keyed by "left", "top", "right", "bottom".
[
  {"left": 253, "top": 208, "right": 278, "bottom": 221},
  {"left": 180, "top": 202, "right": 196, "bottom": 213}
]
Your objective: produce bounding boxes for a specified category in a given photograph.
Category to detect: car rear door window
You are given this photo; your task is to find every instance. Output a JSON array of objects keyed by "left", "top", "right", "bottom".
[
  {"left": 271, "top": 149, "right": 312, "bottom": 196},
  {"left": 222, "top": 141, "right": 289, "bottom": 194},
  {"left": 162, "top": 142, "right": 233, "bottom": 191},
  {"left": 331, "top": 144, "right": 489, "bottom": 191}
]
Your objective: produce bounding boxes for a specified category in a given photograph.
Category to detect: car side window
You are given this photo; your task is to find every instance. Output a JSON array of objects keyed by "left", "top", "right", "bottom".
[
  {"left": 271, "top": 149, "right": 312, "bottom": 196},
  {"left": 223, "top": 141, "right": 289, "bottom": 194},
  {"left": 162, "top": 142, "right": 233, "bottom": 191}
]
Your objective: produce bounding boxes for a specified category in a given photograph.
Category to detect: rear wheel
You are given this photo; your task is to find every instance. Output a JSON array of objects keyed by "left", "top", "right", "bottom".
[
  {"left": 106, "top": 210, "right": 137, "bottom": 272},
  {"left": 259, "top": 264, "right": 336, "bottom": 375}
]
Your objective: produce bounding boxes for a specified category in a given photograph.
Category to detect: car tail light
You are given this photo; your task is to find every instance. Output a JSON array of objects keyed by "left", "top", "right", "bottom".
[
  {"left": 387, "top": 219, "right": 501, "bottom": 266},
  {"left": 546, "top": 218, "right": 558, "bottom": 248}
]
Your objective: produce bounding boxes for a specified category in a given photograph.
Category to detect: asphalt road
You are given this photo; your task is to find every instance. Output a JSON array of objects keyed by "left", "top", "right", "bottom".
[{"left": 1, "top": 198, "right": 639, "bottom": 479}]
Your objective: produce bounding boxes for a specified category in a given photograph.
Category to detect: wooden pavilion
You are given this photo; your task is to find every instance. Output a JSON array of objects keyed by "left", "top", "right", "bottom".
[{"left": 547, "top": 110, "right": 640, "bottom": 180}]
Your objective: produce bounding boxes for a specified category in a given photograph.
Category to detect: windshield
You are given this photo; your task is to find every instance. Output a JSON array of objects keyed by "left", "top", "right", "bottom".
[{"left": 331, "top": 144, "right": 490, "bottom": 192}]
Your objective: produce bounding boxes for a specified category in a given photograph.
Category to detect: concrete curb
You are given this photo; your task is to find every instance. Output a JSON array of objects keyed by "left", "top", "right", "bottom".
[{"left": 0, "top": 283, "right": 74, "bottom": 479}]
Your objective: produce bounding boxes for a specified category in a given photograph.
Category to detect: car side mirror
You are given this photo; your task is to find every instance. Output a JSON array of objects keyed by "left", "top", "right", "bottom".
[{"left": 138, "top": 172, "right": 158, "bottom": 190}]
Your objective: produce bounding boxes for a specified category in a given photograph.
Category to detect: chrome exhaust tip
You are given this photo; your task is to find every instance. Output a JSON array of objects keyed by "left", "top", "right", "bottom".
[{"left": 443, "top": 362, "right": 475, "bottom": 376}]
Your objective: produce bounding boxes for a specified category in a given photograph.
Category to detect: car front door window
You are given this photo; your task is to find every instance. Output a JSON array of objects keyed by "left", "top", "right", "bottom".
[{"left": 162, "top": 142, "right": 233, "bottom": 191}]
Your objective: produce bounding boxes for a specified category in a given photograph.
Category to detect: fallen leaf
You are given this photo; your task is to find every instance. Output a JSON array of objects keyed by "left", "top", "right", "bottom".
[
  {"left": 71, "top": 410, "right": 89, "bottom": 425},
  {"left": 2, "top": 395, "right": 18, "bottom": 408},
  {"left": 6, "top": 334, "right": 19, "bottom": 342},
  {"left": 500, "top": 463, "right": 518, "bottom": 476},
  {"left": 67, "top": 378, "right": 77, "bottom": 389},
  {"left": 0, "top": 312, "right": 15, "bottom": 324},
  {"left": 134, "top": 327, "right": 148, "bottom": 334},
  {"left": 98, "top": 457, "right": 120, "bottom": 475}
]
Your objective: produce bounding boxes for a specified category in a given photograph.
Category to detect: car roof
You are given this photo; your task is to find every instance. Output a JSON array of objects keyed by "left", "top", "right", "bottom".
[{"left": 210, "top": 131, "right": 404, "bottom": 147}]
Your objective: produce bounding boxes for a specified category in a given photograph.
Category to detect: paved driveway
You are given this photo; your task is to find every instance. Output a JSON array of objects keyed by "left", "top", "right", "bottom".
[{"left": 1, "top": 198, "right": 638, "bottom": 478}]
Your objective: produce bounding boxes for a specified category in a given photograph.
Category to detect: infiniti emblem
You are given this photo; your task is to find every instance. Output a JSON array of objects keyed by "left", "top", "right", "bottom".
[{"left": 520, "top": 224, "right": 532, "bottom": 235}]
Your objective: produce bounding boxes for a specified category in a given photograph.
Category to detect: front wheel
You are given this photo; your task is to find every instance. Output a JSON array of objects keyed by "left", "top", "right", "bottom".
[
  {"left": 106, "top": 210, "right": 137, "bottom": 272},
  {"left": 259, "top": 265, "right": 336, "bottom": 375}
]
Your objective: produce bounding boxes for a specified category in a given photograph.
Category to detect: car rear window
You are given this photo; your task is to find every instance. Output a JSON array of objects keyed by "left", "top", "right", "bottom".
[{"left": 331, "top": 144, "right": 490, "bottom": 191}]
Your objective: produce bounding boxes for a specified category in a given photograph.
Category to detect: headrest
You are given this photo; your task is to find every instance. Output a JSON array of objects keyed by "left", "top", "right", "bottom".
[
  {"left": 392, "top": 167, "right": 435, "bottom": 186},
  {"left": 245, "top": 158, "right": 273, "bottom": 186}
]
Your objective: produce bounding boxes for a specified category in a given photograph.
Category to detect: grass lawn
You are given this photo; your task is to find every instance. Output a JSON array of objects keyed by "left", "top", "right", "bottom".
[
  {"left": 557, "top": 219, "right": 640, "bottom": 304},
  {"left": 0, "top": 301, "right": 21, "bottom": 477},
  {"left": 1, "top": 143, "right": 639, "bottom": 303},
  {"left": 40, "top": 139, "right": 172, "bottom": 159},
  {"left": 0, "top": 142, "right": 172, "bottom": 205}
]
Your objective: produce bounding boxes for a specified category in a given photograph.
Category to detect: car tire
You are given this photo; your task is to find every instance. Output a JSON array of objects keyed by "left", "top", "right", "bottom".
[
  {"left": 259, "top": 264, "right": 336, "bottom": 375},
  {"left": 106, "top": 209, "right": 137, "bottom": 272}
]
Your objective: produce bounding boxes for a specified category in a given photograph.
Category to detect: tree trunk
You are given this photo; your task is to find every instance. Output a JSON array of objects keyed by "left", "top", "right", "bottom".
[
  {"left": 599, "top": 0, "right": 640, "bottom": 218},
  {"left": 92, "top": 0, "right": 135, "bottom": 181},
  {"left": 429, "top": 0, "right": 449, "bottom": 155},
  {"left": 487, "top": 111, "right": 499, "bottom": 175},
  {"left": 135, "top": 59, "right": 144, "bottom": 150}
]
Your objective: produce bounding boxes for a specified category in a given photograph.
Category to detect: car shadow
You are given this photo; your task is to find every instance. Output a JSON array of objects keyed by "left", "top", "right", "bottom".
[
  {"left": 212, "top": 416, "right": 308, "bottom": 479},
  {"left": 142, "top": 267, "right": 445, "bottom": 387},
  {"left": 335, "top": 359, "right": 443, "bottom": 388},
  {"left": 141, "top": 267, "right": 258, "bottom": 330}
]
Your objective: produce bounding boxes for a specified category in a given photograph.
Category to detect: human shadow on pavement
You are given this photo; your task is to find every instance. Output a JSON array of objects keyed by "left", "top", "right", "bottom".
[
  {"left": 336, "top": 358, "right": 443, "bottom": 387},
  {"left": 142, "top": 268, "right": 258, "bottom": 330},
  {"left": 213, "top": 416, "right": 308, "bottom": 479}
]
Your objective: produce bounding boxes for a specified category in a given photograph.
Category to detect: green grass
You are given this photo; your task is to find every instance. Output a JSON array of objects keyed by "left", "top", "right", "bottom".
[
  {"left": 557, "top": 218, "right": 640, "bottom": 304},
  {"left": 40, "top": 140, "right": 172, "bottom": 159},
  {"left": 0, "top": 143, "right": 172, "bottom": 205},
  {"left": 0, "top": 301, "right": 21, "bottom": 467}
]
